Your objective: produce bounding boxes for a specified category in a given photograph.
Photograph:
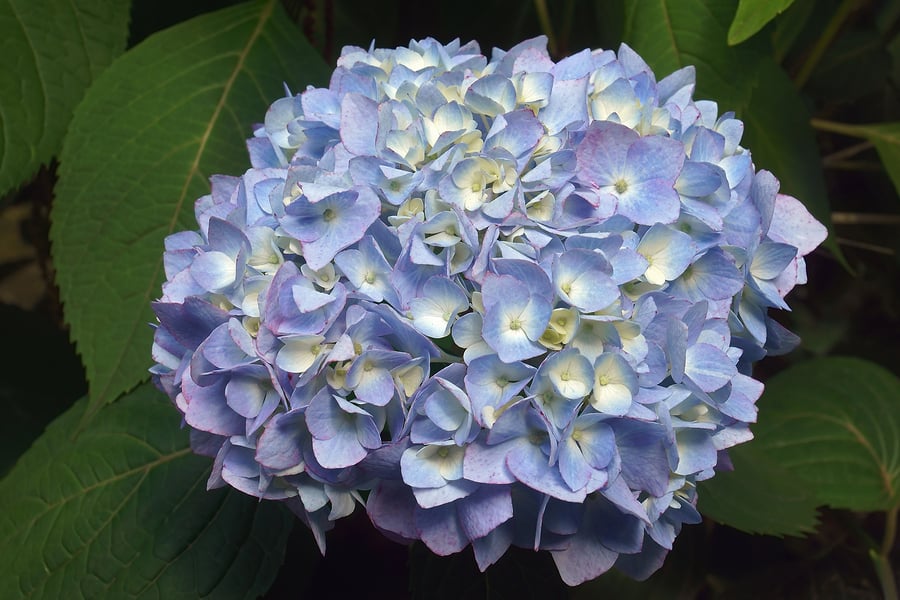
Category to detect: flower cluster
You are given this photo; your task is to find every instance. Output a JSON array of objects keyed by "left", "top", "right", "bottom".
[{"left": 151, "top": 37, "right": 825, "bottom": 585}]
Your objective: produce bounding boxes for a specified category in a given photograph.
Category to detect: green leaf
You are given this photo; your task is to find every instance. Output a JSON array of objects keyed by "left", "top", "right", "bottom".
[
  {"left": 0, "top": 383, "right": 294, "bottom": 599},
  {"left": 697, "top": 444, "right": 820, "bottom": 536},
  {"left": 754, "top": 357, "right": 900, "bottom": 512},
  {"left": 50, "top": 0, "right": 331, "bottom": 419},
  {"left": 0, "top": 0, "right": 130, "bottom": 198},
  {"left": 742, "top": 60, "right": 834, "bottom": 241},
  {"left": 622, "top": 0, "right": 766, "bottom": 114},
  {"left": 728, "top": 0, "right": 795, "bottom": 45}
]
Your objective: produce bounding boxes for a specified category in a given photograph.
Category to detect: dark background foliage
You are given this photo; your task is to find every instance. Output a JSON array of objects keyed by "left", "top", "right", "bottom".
[{"left": 1, "top": 0, "right": 898, "bottom": 598}]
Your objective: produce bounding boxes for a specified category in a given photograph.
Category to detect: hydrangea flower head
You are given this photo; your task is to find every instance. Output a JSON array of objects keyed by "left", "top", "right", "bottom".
[{"left": 151, "top": 36, "right": 826, "bottom": 585}]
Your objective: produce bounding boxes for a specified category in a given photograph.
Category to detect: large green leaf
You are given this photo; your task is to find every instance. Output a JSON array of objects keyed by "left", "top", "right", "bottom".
[
  {"left": 697, "top": 444, "right": 820, "bottom": 536},
  {"left": 51, "top": 0, "right": 331, "bottom": 419},
  {"left": 0, "top": 383, "right": 294, "bottom": 599},
  {"left": 753, "top": 357, "right": 900, "bottom": 512},
  {"left": 0, "top": 0, "right": 130, "bottom": 198},
  {"left": 728, "top": 0, "right": 795, "bottom": 45},
  {"left": 622, "top": 0, "right": 765, "bottom": 114}
]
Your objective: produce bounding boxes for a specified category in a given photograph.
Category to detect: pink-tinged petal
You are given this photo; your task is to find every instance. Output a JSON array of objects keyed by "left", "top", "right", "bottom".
[
  {"left": 458, "top": 485, "right": 514, "bottom": 541},
  {"left": 415, "top": 503, "right": 469, "bottom": 555},
  {"left": 550, "top": 532, "right": 618, "bottom": 586},
  {"left": 463, "top": 439, "right": 518, "bottom": 484},
  {"left": 768, "top": 194, "right": 827, "bottom": 256},
  {"left": 340, "top": 93, "right": 379, "bottom": 155},
  {"left": 575, "top": 121, "right": 637, "bottom": 186},
  {"left": 472, "top": 525, "right": 514, "bottom": 571},
  {"left": 626, "top": 135, "right": 685, "bottom": 184},
  {"left": 367, "top": 481, "right": 419, "bottom": 542}
]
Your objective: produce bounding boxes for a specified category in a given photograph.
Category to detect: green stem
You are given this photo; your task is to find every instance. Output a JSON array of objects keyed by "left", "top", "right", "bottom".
[
  {"left": 810, "top": 118, "right": 869, "bottom": 138},
  {"left": 794, "top": 0, "right": 859, "bottom": 88},
  {"left": 533, "top": 0, "right": 558, "bottom": 56},
  {"left": 872, "top": 506, "right": 898, "bottom": 600}
]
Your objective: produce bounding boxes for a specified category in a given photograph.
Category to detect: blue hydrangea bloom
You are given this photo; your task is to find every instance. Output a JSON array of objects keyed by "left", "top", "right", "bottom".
[{"left": 151, "top": 36, "right": 826, "bottom": 585}]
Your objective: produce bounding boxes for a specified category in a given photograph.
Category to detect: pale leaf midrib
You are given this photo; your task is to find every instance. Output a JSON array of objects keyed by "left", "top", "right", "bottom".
[{"left": 764, "top": 411, "right": 898, "bottom": 504}]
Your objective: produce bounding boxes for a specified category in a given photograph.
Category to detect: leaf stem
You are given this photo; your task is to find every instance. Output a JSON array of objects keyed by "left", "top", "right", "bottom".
[
  {"left": 872, "top": 505, "right": 898, "bottom": 600},
  {"left": 533, "top": 0, "right": 558, "bottom": 57},
  {"left": 794, "top": 0, "right": 860, "bottom": 88}
]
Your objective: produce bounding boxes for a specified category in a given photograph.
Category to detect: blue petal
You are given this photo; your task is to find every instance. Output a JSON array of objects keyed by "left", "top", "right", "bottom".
[
  {"left": 553, "top": 249, "right": 619, "bottom": 311},
  {"left": 457, "top": 484, "right": 514, "bottom": 540},
  {"left": 506, "top": 442, "right": 586, "bottom": 502},
  {"left": 401, "top": 445, "right": 453, "bottom": 488},
  {"left": 415, "top": 503, "right": 469, "bottom": 555},
  {"left": 281, "top": 188, "right": 381, "bottom": 270},
  {"left": 575, "top": 121, "right": 636, "bottom": 187},
  {"left": 340, "top": 92, "right": 379, "bottom": 155},
  {"left": 684, "top": 343, "right": 736, "bottom": 392}
]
